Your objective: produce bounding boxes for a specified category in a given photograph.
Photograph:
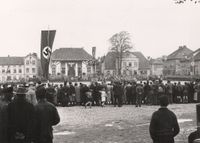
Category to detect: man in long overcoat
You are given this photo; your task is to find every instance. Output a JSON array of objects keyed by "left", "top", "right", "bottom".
[
  {"left": 7, "top": 87, "right": 35, "bottom": 143},
  {"left": 34, "top": 86, "right": 60, "bottom": 143}
]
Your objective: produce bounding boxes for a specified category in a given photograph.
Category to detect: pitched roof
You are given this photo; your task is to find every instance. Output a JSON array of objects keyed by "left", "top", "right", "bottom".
[
  {"left": 132, "top": 52, "right": 150, "bottom": 70},
  {"left": 149, "top": 58, "right": 164, "bottom": 65},
  {"left": 0, "top": 57, "right": 24, "bottom": 65},
  {"left": 189, "top": 48, "right": 200, "bottom": 61},
  {"left": 167, "top": 46, "right": 193, "bottom": 60},
  {"left": 51, "top": 48, "right": 93, "bottom": 61}
]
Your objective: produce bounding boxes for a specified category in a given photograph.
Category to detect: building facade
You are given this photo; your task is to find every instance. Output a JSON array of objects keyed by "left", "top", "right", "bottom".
[
  {"left": 49, "top": 48, "right": 94, "bottom": 80},
  {"left": 0, "top": 53, "right": 39, "bottom": 82},
  {"left": 24, "top": 53, "right": 39, "bottom": 79},
  {"left": 163, "top": 45, "right": 193, "bottom": 76},
  {"left": 102, "top": 51, "right": 150, "bottom": 79},
  {"left": 149, "top": 58, "right": 164, "bottom": 77}
]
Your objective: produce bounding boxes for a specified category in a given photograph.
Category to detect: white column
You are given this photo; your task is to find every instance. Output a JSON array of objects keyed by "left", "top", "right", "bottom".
[
  {"left": 65, "top": 63, "right": 68, "bottom": 76},
  {"left": 82, "top": 62, "right": 87, "bottom": 75},
  {"left": 75, "top": 63, "right": 78, "bottom": 76}
]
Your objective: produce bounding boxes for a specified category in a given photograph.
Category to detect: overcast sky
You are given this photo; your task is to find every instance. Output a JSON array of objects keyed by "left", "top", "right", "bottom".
[{"left": 0, "top": 0, "right": 200, "bottom": 58}]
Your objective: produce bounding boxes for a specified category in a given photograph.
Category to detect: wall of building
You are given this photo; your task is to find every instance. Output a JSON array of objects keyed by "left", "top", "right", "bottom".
[
  {"left": 24, "top": 54, "right": 38, "bottom": 80},
  {"left": 0, "top": 65, "right": 25, "bottom": 82},
  {"left": 50, "top": 60, "right": 93, "bottom": 78},
  {"left": 151, "top": 64, "right": 163, "bottom": 76}
]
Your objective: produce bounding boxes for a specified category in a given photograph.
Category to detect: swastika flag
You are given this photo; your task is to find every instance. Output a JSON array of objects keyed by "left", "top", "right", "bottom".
[{"left": 41, "top": 30, "right": 56, "bottom": 80}]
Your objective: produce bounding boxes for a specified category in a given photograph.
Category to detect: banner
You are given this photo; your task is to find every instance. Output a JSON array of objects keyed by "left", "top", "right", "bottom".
[{"left": 41, "top": 30, "right": 56, "bottom": 79}]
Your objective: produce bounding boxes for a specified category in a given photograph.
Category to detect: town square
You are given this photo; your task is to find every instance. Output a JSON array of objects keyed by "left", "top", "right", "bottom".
[{"left": 0, "top": 0, "right": 200, "bottom": 143}]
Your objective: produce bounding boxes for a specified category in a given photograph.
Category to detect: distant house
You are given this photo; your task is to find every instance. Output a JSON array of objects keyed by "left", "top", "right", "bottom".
[
  {"left": 187, "top": 48, "right": 200, "bottom": 75},
  {"left": 0, "top": 53, "right": 39, "bottom": 82},
  {"left": 133, "top": 52, "right": 150, "bottom": 76},
  {"left": 24, "top": 53, "right": 39, "bottom": 80},
  {"left": 50, "top": 48, "right": 93, "bottom": 79},
  {"left": 164, "top": 45, "right": 193, "bottom": 76},
  {"left": 149, "top": 57, "right": 164, "bottom": 77},
  {"left": 102, "top": 51, "right": 150, "bottom": 78}
]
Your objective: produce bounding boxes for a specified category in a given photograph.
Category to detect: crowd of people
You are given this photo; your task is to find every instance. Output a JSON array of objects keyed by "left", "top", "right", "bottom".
[
  {"left": 0, "top": 82, "right": 60, "bottom": 143},
  {"left": 12, "top": 79, "right": 198, "bottom": 108},
  {"left": 0, "top": 79, "right": 200, "bottom": 143},
  {"left": 0, "top": 79, "right": 199, "bottom": 108}
]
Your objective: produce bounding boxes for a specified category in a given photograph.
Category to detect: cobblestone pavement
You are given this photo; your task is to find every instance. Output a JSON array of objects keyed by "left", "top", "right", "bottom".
[{"left": 53, "top": 104, "right": 197, "bottom": 143}]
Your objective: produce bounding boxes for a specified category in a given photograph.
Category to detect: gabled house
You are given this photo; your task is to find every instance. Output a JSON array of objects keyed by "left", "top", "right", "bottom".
[
  {"left": 187, "top": 48, "right": 200, "bottom": 75},
  {"left": 164, "top": 45, "right": 193, "bottom": 76},
  {"left": 149, "top": 57, "right": 165, "bottom": 77},
  {"left": 102, "top": 51, "right": 150, "bottom": 78}
]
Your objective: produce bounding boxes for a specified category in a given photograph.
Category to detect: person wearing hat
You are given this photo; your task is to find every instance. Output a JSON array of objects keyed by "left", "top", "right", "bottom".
[
  {"left": 34, "top": 86, "right": 60, "bottom": 143},
  {"left": 149, "top": 95, "right": 180, "bottom": 143},
  {"left": 7, "top": 87, "right": 35, "bottom": 143}
]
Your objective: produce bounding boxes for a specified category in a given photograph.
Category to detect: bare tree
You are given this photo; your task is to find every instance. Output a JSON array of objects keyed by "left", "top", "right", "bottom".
[
  {"left": 174, "top": 0, "right": 200, "bottom": 4},
  {"left": 109, "top": 31, "right": 133, "bottom": 75}
]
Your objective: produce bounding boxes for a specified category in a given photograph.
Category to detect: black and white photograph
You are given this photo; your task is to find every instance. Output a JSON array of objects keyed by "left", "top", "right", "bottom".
[{"left": 0, "top": 0, "right": 200, "bottom": 143}]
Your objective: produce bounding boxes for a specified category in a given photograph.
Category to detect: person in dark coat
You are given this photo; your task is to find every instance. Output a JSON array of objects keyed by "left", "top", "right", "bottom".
[
  {"left": 7, "top": 87, "right": 35, "bottom": 143},
  {"left": 136, "top": 83, "right": 144, "bottom": 107},
  {"left": 188, "top": 127, "right": 200, "bottom": 143},
  {"left": 61, "top": 81, "right": 70, "bottom": 107},
  {"left": 34, "top": 86, "right": 60, "bottom": 143},
  {"left": 113, "top": 81, "right": 123, "bottom": 107},
  {"left": 46, "top": 84, "right": 56, "bottom": 105},
  {"left": 68, "top": 82, "right": 76, "bottom": 106},
  {"left": 0, "top": 87, "right": 12, "bottom": 143},
  {"left": 149, "top": 95, "right": 180, "bottom": 143}
]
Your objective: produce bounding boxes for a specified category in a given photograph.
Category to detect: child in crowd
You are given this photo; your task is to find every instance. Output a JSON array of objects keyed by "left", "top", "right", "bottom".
[
  {"left": 100, "top": 88, "right": 107, "bottom": 107},
  {"left": 85, "top": 90, "right": 93, "bottom": 108}
]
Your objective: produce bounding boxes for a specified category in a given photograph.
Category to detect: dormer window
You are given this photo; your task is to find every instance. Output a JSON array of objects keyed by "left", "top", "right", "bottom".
[
  {"left": 32, "top": 60, "right": 36, "bottom": 65},
  {"left": 26, "top": 60, "right": 29, "bottom": 65}
]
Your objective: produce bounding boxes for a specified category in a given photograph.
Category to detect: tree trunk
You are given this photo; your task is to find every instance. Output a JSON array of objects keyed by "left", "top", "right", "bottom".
[{"left": 119, "top": 50, "right": 122, "bottom": 76}]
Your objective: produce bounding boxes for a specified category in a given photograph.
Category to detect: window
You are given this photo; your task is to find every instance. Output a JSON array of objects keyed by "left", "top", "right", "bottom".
[
  {"left": 87, "top": 66, "right": 91, "bottom": 73},
  {"left": 134, "top": 62, "right": 138, "bottom": 67},
  {"left": 2, "top": 69, "right": 5, "bottom": 73},
  {"left": 52, "top": 67, "right": 56, "bottom": 75},
  {"left": 32, "top": 60, "right": 36, "bottom": 65},
  {"left": 13, "top": 69, "right": 16, "bottom": 73},
  {"left": 7, "top": 76, "right": 11, "bottom": 81},
  {"left": 32, "top": 68, "right": 36, "bottom": 73},
  {"left": 7, "top": 69, "right": 10, "bottom": 73},
  {"left": 128, "top": 62, "right": 132, "bottom": 67},
  {"left": 123, "top": 62, "right": 127, "bottom": 67},
  {"left": 13, "top": 76, "right": 16, "bottom": 80},
  {"left": 61, "top": 67, "right": 65, "bottom": 74},
  {"left": 61, "top": 63, "right": 65, "bottom": 74},
  {"left": 19, "top": 69, "right": 22, "bottom": 73},
  {"left": 26, "top": 60, "right": 29, "bottom": 65},
  {"left": 26, "top": 68, "right": 29, "bottom": 73}
]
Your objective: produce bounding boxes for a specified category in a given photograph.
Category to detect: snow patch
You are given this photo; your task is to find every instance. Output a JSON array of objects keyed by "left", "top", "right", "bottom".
[
  {"left": 105, "top": 124, "right": 113, "bottom": 127},
  {"left": 54, "top": 131, "right": 76, "bottom": 136},
  {"left": 178, "top": 119, "right": 193, "bottom": 123}
]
